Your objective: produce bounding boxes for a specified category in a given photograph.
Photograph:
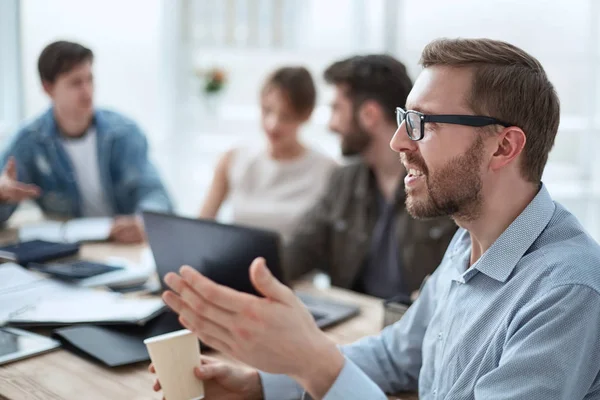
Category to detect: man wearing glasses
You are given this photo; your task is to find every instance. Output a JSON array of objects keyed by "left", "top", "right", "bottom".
[{"left": 155, "top": 38, "right": 600, "bottom": 399}]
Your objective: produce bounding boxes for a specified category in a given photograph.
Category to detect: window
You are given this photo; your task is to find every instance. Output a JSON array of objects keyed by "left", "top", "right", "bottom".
[
  {"left": 393, "top": 0, "right": 600, "bottom": 239},
  {"left": 0, "top": 0, "right": 22, "bottom": 139},
  {"left": 177, "top": 0, "right": 600, "bottom": 237}
]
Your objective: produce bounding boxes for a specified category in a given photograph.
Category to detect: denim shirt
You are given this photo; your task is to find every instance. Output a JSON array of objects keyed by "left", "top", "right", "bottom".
[{"left": 0, "top": 108, "right": 173, "bottom": 222}]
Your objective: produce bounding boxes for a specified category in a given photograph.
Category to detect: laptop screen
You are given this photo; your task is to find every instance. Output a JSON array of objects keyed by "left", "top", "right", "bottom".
[{"left": 142, "top": 211, "right": 285, "bottom": 296}]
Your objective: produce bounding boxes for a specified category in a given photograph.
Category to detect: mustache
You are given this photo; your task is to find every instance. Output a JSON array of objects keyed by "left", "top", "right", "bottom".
[{"left": 399, "top": 153, "right": 429, "bottom": 175}]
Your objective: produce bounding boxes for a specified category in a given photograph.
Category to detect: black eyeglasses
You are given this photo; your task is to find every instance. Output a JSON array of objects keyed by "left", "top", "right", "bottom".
[{"left": 396, "top": 107, "right": 512, "bottom": 141}]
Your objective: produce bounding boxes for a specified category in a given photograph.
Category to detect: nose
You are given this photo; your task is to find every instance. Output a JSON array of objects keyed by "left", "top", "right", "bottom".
[
  {"left": 390, "top": 120, "right": 417, "bottom": 154},
  {"left": 83, "top": 81, "right": 94, "bottom": 99},
  {"left": 264, "top": 114, "right": 278, "bottom": 132},
  {"left": 327, "top": 114, "right": 338, "bottom": 134}
]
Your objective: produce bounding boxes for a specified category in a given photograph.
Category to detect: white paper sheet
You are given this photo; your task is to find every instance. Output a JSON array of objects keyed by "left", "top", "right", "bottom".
[{"left": 0, "top": 263, "right": 164, "bottom": 326}]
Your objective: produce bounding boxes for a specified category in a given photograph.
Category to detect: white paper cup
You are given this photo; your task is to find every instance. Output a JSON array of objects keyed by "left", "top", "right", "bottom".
[{"left": 144, "top": 329, "right": 204, "bottom": 400}]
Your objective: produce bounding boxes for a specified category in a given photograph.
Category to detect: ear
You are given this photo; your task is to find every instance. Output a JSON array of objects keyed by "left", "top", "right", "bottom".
[
  {"left": 41, "top": 80, "right": 53, "bottom": 97},
  {"left": 357, "top": 100, "right": 382, "bottom": 131},
  {"left": 297, "top": 110, "right": 312, "bottom": 123},
  {"left": 489, "top": 127, "right": 527, "bottom": 172}
]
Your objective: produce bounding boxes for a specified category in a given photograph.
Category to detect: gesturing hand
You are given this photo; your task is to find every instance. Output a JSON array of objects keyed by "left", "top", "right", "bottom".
[
  {"left": 162, "top": 258, "right": 345, "bottom": 398},
  {"left": 0, "top": 157, "right": 41, "bottom": 204}
]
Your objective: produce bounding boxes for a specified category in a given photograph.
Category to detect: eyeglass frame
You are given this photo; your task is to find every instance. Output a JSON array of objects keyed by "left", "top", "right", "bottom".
[{"left": 396, "top": 107, "right": 512, "bottom": 141}]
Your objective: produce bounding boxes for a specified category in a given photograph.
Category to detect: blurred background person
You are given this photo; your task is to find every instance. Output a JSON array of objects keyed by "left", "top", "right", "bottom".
[
  {"left": 198, "top": 66, "right": 337, "bottom": 242},
  {"left": 0, "top": 40, "right": 173, "bottom": 243},
  {"left": 281, "top": 55, "right": 457, "bottom": 299}
]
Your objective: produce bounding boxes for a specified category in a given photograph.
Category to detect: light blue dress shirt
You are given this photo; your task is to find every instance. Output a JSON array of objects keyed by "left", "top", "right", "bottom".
[{"left": 261, "top": 185, "right": 600, "bottom": 399}]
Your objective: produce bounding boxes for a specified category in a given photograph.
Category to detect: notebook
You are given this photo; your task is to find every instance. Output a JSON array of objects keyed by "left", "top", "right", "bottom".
[
  {"left": 53, "top": 325, "right": 150, "bottom": 367},
  {"left": 52, "top": 311, "right": 184, "bottom": 367},
  {"left": 0, "top": 240, "right": 80, "bottom": 266},
  {"left": 19, "top": 218, "right": 112, "bottom": 243}
]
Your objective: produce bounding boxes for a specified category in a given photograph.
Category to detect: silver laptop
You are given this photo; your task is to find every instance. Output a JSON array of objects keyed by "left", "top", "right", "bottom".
[{"left": 142, "top": 211, "right": 359, "bottom": 329}]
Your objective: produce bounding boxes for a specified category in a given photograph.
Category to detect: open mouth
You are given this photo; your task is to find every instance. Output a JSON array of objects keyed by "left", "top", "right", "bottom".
[{"left": 405, "top": 168, "right": 425, "bottom": 188}]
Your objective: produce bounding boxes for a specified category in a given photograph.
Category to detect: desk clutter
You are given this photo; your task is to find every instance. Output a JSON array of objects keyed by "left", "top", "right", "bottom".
[
  {"left": 0, "top": 214, "right": 364, "bottom": 371},
  {"left": 0, "top": 262, "right": 169, "bottom": 366},
  {"left": 0, "top": 263, "right": 165, "bottom": 326}
]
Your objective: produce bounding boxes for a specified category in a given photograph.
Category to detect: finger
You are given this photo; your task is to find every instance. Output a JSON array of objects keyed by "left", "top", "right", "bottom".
[
  {"left": 200, "top": 355, "right": 219, "bottom": 365},
  {"left": 194, "top": 363, "right": 229, "bottom": 380},
  {"left": 153, "top": 379, "right": 161, "bottom": 392},
  {"left": 178, "top": 265, "right": 255, "bottom": 313},
  {"left": 179, "top": 306, "right": 233, "bottom": 342},
  {"left": 178, "top": 316, "right": 233, "bottom": 354},
  {"left": 162, "top": 290, "right": 186, "bottom": 314},
  {"left": 5, "top": 157, "right": 16, "bottom": 179},
  {"left": 110, "top": 220, "right": 129, "bottom": 235},
  {"left": 110, "top": 216, "right": 135, "bottom": 232},
  {"left": 111, "top": 226, "right": 143, "bottom": 244},
  {"left": 163, "top": 291, "right": 235, "bottom": 344},
  {"left": 164, "top": 273, "right": 234, "bottom": 324},
  {"left": 13, "top": 182, "right": 41, "bottom": 195},
  {"left": 174, "top": 277, "right": 237, "bottom": 328},
  {"left": 114, "top": 230, "right": 143, "bottom": 244},
  {"left": 148, "top": 364, "right": 155, "bottom": 373},
  {"left": 6, "top": 185, "right": 41, "bottom": 201},
  {"left": 249, "top": 257, "right": 294, "bottom": 303}
]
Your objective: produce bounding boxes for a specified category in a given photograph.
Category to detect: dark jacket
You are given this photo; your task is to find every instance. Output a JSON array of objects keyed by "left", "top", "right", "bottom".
[{"left": 283, "top": 161, "right": 457, "bottom": 296}]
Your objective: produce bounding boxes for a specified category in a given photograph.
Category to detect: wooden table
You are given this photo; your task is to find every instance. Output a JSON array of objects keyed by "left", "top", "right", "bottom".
[{"left": 0, "top": 223, "right": 417, "bottom": 400}]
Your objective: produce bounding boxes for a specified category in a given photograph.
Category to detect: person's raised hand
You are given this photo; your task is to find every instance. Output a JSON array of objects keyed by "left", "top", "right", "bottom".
[
  {"left": 162, "top": 257, "right": 345, "bottom": 398},
  {"left": 0, "top": 157, "right": 41, "bottom": 204}
]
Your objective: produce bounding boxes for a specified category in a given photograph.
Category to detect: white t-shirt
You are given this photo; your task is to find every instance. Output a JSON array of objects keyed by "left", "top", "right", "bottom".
[
  {"left": 227, "top": 146, "right": 337, "bottom": 243},
  {"left": 60, "top": 128, "right": 113, "bottom": 217}
]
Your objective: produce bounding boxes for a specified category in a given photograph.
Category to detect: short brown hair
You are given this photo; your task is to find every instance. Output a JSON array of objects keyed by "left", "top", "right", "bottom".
[
  {"left": 38, "top": 41, "right": 94, "bottom": 83},
  {"left": 420, "top": 38, "right": 560, "bottom": 183},
  {"left": 324, "top": 54, "right": 413, "bottom": 124},
  {"left": 261, "top": 67, "right": 316, "bottom": 119}
]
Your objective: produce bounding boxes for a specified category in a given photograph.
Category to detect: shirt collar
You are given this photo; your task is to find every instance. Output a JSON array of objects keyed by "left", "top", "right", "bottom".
[
  {"left": 453, "top": 184, "right": 556, "bottom": 283},
  {"left": 40, "top": 107, "right": 98, "bottom": 140}
]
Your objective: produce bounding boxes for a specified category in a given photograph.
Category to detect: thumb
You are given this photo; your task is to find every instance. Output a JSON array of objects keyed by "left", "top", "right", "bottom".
[
  {"left": 250, "top": 257, "right": 292, "bottom": 302},
  {"left": 194, "top": 363, "right": 228, "bottom": 380},
  {"left": 4, "top": 157, "right": 16, "bottom": 179}
]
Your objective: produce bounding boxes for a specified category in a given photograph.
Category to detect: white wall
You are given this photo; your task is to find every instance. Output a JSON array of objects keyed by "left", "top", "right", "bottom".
[{"left": 19, "top": 0, "right": 177, "bottom": 142}]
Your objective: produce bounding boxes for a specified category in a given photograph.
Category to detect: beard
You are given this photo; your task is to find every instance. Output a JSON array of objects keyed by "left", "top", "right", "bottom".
[
  {"left": 404, "top": 135, "right": 484, "bottom": 221},
  {"left": 340, "top": 118, "right": 372, "bottom": 157}
]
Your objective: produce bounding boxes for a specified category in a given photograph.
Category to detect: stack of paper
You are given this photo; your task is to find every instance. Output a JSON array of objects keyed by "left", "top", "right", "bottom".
[{"left": 0, "top": 263, "right": 165, "bottom": 327}]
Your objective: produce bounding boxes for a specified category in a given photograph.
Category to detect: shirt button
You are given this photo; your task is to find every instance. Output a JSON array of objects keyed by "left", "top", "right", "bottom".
[
  {"left": 438, "top": 332, "right": 443, "bottom": 340},
  {"left": 433, "top": 389, "right": 438, "bottom": 395}
]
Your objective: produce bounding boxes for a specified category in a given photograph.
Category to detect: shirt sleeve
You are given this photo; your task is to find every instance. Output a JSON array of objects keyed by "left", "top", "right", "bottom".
[
  {"left": 474, "top": 284, "right": 600, "bottom": 400},
  {"left": 0, "top": 133, "right": 34, "bottom": 223},
  {"left": 321, "top": 357, "right": 388, "bottom": 400},
  {"left": 259, "top": 371, "right": 304, "bottom": 400},
  {"left": 334, "top": 264, "right": 441, "bottom": 395},
  {"left": 114, "top": 123, "right": 174, "bottom": 213},
  {"left": 259, "top": 266, "right": 445, "bottom": 399}
]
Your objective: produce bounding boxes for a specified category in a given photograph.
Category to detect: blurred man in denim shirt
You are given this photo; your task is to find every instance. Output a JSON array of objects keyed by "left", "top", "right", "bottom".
[{"left": 0, "top": 41, "right": 173, "bottom": 243}]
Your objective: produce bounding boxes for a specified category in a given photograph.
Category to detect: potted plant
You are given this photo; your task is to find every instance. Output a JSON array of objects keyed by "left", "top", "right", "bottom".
[{"left": 196, "top": 66, "right": 227, "bottom": 113}]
